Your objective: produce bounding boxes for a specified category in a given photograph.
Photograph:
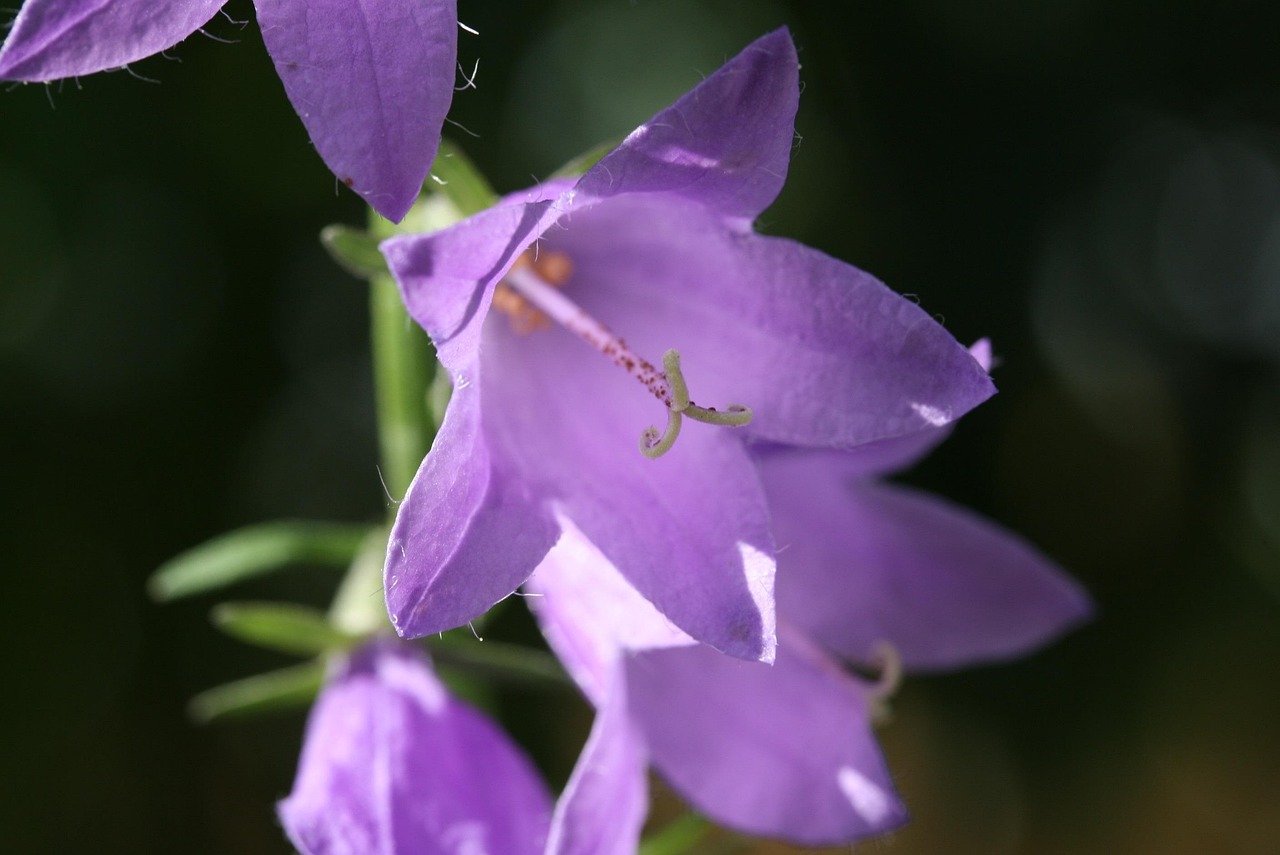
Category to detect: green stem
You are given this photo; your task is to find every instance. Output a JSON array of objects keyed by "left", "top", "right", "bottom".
[{"left": 368, "top": 213, "right": 435, "bottom": 503}]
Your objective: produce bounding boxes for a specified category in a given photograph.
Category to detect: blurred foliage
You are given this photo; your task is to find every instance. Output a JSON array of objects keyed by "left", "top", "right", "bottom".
[{"left": 2, "top": 0, "right": 1279, "bottom": 852}]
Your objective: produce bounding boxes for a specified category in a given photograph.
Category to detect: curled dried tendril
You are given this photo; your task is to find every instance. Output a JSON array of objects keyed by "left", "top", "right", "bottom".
[{"left": 639, "top": 349, "right": 752, "bottom": 459}]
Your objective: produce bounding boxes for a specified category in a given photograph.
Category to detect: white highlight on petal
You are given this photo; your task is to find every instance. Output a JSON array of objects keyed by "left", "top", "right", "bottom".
[
  {"left": 909, "top": 401, "right": 952, "bottom": 426},
  {"left": 737, "top": 540, "right": 777, "bottom": 663},
  {"left": 442, "top": 821, "right": 489, "bottom": 855},
  {"left": 837, "top": 765, "right": 894, "bottom": 824}
]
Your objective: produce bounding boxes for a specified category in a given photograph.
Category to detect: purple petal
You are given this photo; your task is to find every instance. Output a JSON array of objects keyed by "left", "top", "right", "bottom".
[
  {"left": 254, "top": 0, "right": 458, "bottom": 222},
  {"left": 279, "top": 642, "right": 551, "bottom": 855},
  {"left": 0, "top": 0, "right": 224, "bottom": 80},
  {"left": 626, "top": 634, "right": 908, "bottom": 845},
  {"left": 384, "top": 379, "right": 560, "bottom": 638},
  {"left": 547, "top": 195, "right": 995, "bottom": 448},
  {"left": 750, "top": 341, "right": 997, "bottom": 477},
  {"left": 969, "top": 337, "right": 995, "bottom": 372},
  {"left": 575, "top": 28, "right": 799, "bottom": 224},
  {"left": 382, "top": 197, "right": 559, "bottom": 373},
  {"left": 527, "top": 521, "right": 694, "bottom": 704},
  {"left": 762, "top": 451, "right": 1093, "bottom": 671},
  {"left": 381, "top": 204, "right": 564, "bottom": 638},
  {"left": 546, "top": 671, "right": 648, "bottom": 855},
  {"left": 482, "top": 304, "right": 777, "bottom": 663}
]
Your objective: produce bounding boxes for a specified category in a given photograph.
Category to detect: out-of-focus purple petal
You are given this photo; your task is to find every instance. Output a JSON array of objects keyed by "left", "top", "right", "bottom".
[
  {"left": 279, "top": 642, "right": 552, "bottom": 855},
  {"left": 384, "top": 381, "right": 559, "bottom": 638},
  {"left": 254, "top": 0, "right": 458, "bottom": 222},
  {"left": 763, "top": 452, "right": 1092, "bottom": 671},
  {"left": 574, "top": 28, "right": 799, "bottom": 224},
  {"left": 626, "top": 635, "right": 908, "bottom": 845},
  {"left": 483, "top": 305, "right": 777, "bottom": 664},
  {"left": 548, "top": 195, "right": 995, "bottom": 449},
  {"left": 0, "top": 0, "right": 223, "bottom": 80},
  {"left": 969, "top": 337, "right": 995, "bottom": 372},
  {"left": 546, "top": 671, "right": 648, "bottom": 855},
  {"left": 527, "top": 520, "right": 693, "bottom": 704}
]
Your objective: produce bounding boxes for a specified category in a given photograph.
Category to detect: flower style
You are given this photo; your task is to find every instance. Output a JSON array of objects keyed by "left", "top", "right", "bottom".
[
  {"left": 0, "top": 0, "right": 457, "bottom": 221},
  {"left": 279, "top": 640, "right": 554, "bottom": 855},
  {"left": 379, "top": 28, "right": 996, "bottom": 662},
  {"left": 526, "top": 386, "right": 1093, "bottom": 846}
]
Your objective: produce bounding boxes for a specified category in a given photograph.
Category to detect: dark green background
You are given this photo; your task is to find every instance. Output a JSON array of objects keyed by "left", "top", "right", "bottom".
[{"left": 3, "top": 1, "right": 1279, "bottom": 852}]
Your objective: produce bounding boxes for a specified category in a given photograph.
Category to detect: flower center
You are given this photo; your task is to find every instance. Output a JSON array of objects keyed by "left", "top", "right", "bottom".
[
  {"left": 493, "top": 251, "right": 574, "bottom": 334},
  {"left": 499, "top": 250, "right": 752, "bottom": 458}
]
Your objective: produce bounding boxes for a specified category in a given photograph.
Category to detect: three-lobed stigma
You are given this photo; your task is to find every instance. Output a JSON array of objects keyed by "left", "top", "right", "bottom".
[{"left": 639, "top": 350, "right": 751, "bottom": 459}]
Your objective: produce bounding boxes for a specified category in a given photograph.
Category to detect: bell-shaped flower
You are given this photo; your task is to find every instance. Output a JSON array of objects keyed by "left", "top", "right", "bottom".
[
  {"left": 379, "top": 28, "right": 995, "bottom": 663},
  {"left": 526, "top": 396, "right": 1091, "bottom": 847},
  {"left": 0, "top": 0, "right": 457, "bottom": 221},
  {"left": 278, "top": 640, "right": 554, "bottom": 855}
]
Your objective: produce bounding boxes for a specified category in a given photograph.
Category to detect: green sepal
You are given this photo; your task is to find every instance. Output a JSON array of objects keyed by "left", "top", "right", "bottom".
[
  {"left": 188, "top": 660, "right": 326, "bottom": 724},
  {"left": 320, "top": 224, "right": 389, "bottom": 279},
  {"left": 549, "top": 137, "right": 621, "bottom": 180},
  {"left": 212, "top": 601, "right": 363, "bottom": 656},
  {"left": 149, "top": 521, "right": 370, "bottom": 601}
]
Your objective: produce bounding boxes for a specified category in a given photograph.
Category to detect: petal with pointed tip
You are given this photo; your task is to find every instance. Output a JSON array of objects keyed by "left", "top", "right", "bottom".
[
  {"left": 384, "top": 377, "right": 560, "bottom": 638},
  {"left": 0, "top": 0, "right": 223, "bottom": 80},
  {"left": 575, "top": 27, "right": 799, "bottom": 223},
  {"left": 627, "top": 638, "right": 908, "bottom": 845},
  {"left": 545, "top": 194, "right": 996, "bottom": 449},
  {"left": 255, "top": 0, "right": 458, "bottom": 222},
  {"left": 763, "top": 451, "right": 1093, "bottom": 671},
  {"left": 546, "top": 671, "right": 648, "bottom": 855}
]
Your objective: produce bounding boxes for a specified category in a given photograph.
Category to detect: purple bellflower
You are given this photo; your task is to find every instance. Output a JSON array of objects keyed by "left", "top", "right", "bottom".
[
  {"left": 279, "top": 640, "right": 555, "bottom": 855},
  {"left": 0, "top": 0, "right": 457, "bottom": 221},
  {"left": 379, "top": 28, "right": 996, "bottom": 664},
  {"left": 527, "top": 355, "right": 1092, "bottom": 846}
]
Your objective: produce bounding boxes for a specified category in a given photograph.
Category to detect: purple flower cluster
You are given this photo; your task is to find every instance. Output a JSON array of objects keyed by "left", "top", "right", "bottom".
[
  {"left": 2, "top": 7, "right": 1090, "bottom": 849},
  {"left": 285, "top": 28, "right": 1084, "bottom": 853},
  {"left": 0, "top": 0, "right": 457, "bottom": 221}
]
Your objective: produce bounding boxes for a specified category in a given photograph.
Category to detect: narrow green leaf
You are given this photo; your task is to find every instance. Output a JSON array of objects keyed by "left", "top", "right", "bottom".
[
  {"left": 212, "top": 602, "right": 361, "bottom": 656},
  {"left": 188, "top": 660, "right": 326, "bottom": 724},
  {"left": 426, "top": 139, "right": 498, "bottom": 218},
  {"left": 549, "top": 137, "right": 622, "bottom": 180},
  {"left": 320, "top": 224, "right": 389, "bottom": 279},
  {"left": 149, "top": 521, "right": 370, "bottom": 602}
]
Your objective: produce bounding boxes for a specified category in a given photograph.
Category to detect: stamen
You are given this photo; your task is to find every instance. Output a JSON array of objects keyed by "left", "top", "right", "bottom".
[
  {"left": 493, "top": 251, "right": 574, "bottom": 334},
  {"left": 500, "top": 261, "right": 753, "bottom": 458}
]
